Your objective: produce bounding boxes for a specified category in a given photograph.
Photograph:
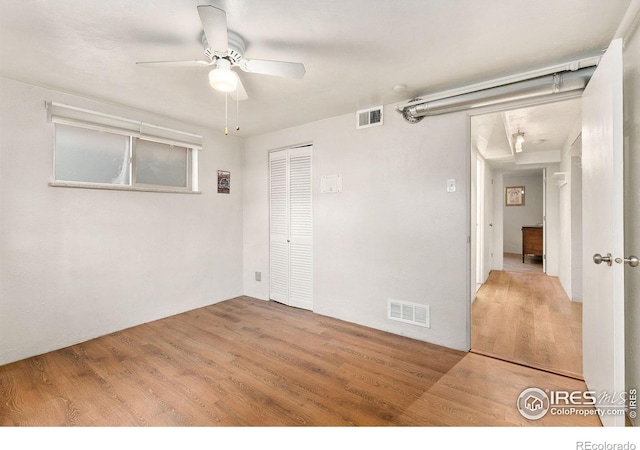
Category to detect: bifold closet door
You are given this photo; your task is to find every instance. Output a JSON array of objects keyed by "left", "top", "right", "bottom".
[{"left": 269, "top": 146, "right": 313, "bottom": 310}]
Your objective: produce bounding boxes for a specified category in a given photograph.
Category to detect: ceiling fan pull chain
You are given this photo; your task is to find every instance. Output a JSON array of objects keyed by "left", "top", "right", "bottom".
[
  {"left": 224, "top": 92, "right": 229, "bottom": 136},
  {"left": 236, "top": 93, "right": 240, "bottom": 131}
]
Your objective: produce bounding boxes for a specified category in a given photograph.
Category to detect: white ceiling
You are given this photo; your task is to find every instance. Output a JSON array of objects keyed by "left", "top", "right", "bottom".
[
  {"left": 471, "top": 97, "right": 582, "bottom": 170},
  {"left": 0, "top": 0, "right": 632, "bottom": 137}
]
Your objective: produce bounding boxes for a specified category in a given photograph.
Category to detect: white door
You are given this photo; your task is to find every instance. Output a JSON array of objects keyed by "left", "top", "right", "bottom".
[
  {"left": 542, "top": 169, "right": 547, "bottom": 273},
  {"left": 476, "top": 155, "right": 484, "bottom": 285},
  {"left": 581, "top": 38, "right": 625, "bottom": 427},
  {"left": 269, "top": 145, "right": 313, "bottom": 310},
  {"left": 484, "top": 167, "right": 494, "bottom": 280}
]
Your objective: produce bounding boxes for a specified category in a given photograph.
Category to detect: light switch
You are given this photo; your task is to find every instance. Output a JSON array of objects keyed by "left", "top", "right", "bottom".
[{"left": 447, "top": 178, "right": 456, "bottom": 193}]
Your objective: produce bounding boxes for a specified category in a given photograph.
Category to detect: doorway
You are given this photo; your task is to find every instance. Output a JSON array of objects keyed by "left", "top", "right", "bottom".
[
  {"left": 469, "top": 98, "right": 585, "bottom": 378},
  {"left": 502, "top": 169, "right": 545, "bottom": 273}
]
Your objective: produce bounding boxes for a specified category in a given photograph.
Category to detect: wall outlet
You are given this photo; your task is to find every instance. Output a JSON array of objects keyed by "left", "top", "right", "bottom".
[{"left": 255, "top": 271, "right": 261, "bottom": 282}]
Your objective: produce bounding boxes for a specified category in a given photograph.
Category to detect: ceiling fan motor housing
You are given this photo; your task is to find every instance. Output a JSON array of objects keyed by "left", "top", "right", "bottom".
[{"left": 203, "top": 31, "right": 246, "bottom": 65}]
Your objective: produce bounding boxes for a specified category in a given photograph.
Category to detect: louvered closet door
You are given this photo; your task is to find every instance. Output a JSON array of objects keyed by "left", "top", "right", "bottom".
[
  {"left": 269, "top": 146, "right": 313, "bottom": 310},
  {"left": 269, "top": 150, "right": 289, "bottom": 304},
  {"left": 288, "top": 146, "right": 313, "bottom": 309}
]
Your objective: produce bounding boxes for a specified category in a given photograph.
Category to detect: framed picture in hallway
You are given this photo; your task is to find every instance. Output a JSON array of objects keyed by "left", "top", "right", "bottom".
[
  {"left": 218, "top": 170, "right": 230, "bottom": 194},
  {"left": 505, "top": 186, "right": 524, "bottom": 206}
]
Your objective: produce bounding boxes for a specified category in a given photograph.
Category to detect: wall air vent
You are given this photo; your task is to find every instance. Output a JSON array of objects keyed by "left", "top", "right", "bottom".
[
  {"left": 356, "top": 106, "right": 383, "bottom": 129},
  {"left": 388, "top": 299, "right": 430, "bottom": 328}
]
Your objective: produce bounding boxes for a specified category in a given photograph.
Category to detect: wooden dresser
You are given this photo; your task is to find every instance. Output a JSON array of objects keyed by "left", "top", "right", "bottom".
[{"left": 522, "top": 226, "right": 543, "bottom": 262}]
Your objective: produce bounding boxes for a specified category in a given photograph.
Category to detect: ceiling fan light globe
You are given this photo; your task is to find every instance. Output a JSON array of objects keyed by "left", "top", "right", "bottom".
[{"left": 209, "top": 68, "right": 238, "bottom": 92}]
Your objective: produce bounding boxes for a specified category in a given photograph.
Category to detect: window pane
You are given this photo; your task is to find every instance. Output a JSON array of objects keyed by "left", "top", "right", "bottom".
[
  {"left": 135, "top": 139, "right": 188, "bottom": 188},
  {"left": 55, "top": 124, "right": 130, "bottom": 185}
]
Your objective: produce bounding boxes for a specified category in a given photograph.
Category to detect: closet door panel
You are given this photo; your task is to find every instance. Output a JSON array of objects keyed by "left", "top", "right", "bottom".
[{"left": 269, "top": 151, "right": 289, "bottom": 304}]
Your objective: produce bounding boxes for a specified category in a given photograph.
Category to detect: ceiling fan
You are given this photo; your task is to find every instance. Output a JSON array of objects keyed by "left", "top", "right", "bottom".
[{"left": 136, "top": 4, "right": 306, "bottom": 101}]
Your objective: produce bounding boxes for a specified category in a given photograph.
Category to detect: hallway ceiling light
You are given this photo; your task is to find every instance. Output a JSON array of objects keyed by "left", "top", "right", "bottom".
[{"left": 513, "top": 131, "right": 525, "bottom": 153}]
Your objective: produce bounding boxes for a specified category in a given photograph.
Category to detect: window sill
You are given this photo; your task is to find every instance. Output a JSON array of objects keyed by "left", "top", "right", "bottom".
[{"left": 49, "top": 181, "right": 201, "bottom": 194}]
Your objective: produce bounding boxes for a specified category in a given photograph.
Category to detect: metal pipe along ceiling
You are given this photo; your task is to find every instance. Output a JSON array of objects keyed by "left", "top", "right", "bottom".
[{"left": 399, "top": 66, "right": 596, "bottom": 121}]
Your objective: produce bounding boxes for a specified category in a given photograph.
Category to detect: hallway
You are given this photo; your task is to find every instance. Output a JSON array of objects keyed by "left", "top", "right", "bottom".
[
  {"left": 502, "top": 252, "right": 543, "bottom": 274},
  {"left": 471, "top": 269, "right": 583, "bottom": 379}
]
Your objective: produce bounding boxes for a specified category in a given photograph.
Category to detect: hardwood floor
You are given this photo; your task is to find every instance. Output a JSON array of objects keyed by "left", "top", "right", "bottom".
[
  {"left": 0, "top": 296, "right": 599, "bottom": 426},
  {"left": 472, "top": 270, "right": 583, "bottom": 379},
  {"left": 503, "top": 252, "right": 544, "bottom": 273}
]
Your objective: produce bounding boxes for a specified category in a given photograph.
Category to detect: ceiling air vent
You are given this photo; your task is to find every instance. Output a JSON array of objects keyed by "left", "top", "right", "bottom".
[
  {"left": 357, "top": 106, "right": 383, "bottom": 129},
  {"left": 388, "top": 299, "right": 430, "bottom": 328}
]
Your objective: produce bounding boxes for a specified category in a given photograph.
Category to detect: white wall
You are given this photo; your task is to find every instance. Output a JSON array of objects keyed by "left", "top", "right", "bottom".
[
  {"left": 243, "top": 107, "right": 470, "bottom": 351},
  {"left": 544, "top": 164, "right": 561, "bottom": 277},
  {"left": 0, "top": 77, "right": 244, "bottom": 366},
  {"left": 557, "top": 115, "right": 583, "bottom": 301},
  {"left": 622, "top": 6, "right": 640, "bottom": 427},
  {"left": 470, "top": 147, "right": 479, "bottom": 294},
  {"left": 570, "top": 154, "right": 583, "bottom": 302},
  {"left": 502, "top": 172, "right": 544, "bottom": 254}
]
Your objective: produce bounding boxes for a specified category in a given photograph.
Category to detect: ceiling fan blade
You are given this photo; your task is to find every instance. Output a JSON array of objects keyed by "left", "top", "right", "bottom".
[
  {"left": 197, "top": 5, "right": 228, "bottom": 53},
  {"left": 239, "top": 58, "right": 306, "bottom": 79},
  {"left": 231, "top": 75, "right": 249, "bottom": 101},
  {"left": 136, "top": 59, "right": 213, "bottom": 67}
]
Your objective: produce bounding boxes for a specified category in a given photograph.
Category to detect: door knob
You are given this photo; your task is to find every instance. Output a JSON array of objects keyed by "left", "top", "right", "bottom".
[
  {"left": 593, "top": 253, "right": 612, "bottom": 266},
  {"left": 614, "top": 255, "right": 639, "bottom": 267}
]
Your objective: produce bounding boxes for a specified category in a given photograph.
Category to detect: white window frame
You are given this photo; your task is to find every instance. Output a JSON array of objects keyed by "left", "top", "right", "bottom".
[{"left": 47, "top": 102, "right": 202, "bottom": 194}]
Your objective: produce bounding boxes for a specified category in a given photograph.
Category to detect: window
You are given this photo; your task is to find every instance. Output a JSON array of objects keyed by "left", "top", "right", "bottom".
[
  {"left": 134, "top": 139, "right": 189, "bottom": 188},
  {"left": 55, "top": 124, "right": 131, "bottom": 185},
  {"left": 48, "top": 102, "right": 201, "bottom": 193}
]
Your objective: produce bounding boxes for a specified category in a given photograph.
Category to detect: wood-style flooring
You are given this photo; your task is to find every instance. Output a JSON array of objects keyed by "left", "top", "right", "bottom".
[
  {"left": 472, "top": 270, "right": 583, "bottom": 379},
  {"left": 0, "top": 296, "right": 598, "bottom": 426},
  {"left": 503, "top": 252, "right": 544, "bottom": 273}
]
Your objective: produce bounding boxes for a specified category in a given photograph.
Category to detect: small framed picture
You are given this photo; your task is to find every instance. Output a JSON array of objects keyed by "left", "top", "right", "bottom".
[
  {"left": 505, "top": 186, "right": 525, "bottom": 206},
  {"left": 218, "top": 170, "right": 230, "bottom": 194}
]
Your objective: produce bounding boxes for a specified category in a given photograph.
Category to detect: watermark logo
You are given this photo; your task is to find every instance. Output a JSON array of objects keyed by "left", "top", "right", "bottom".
[
  {"left": 517, "top": 387, "right": 637, "bottom": 420},
  {"left": 576, "top": 442, "right": 637, "bottom": 450},
  {"left": 517, "top": 387, "right": 550, "bottom": 420},
  {"left": 630, "top": 388, "right": 637, "bottom": 419}
]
